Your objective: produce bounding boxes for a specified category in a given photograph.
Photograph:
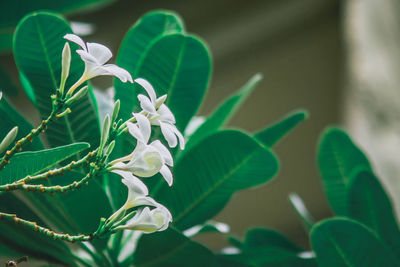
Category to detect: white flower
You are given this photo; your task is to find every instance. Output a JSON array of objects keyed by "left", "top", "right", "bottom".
[
  {"left": 135, "top": 78, "right": 185, "bottom": 150},
  {"left": 114, "top": 206, "right": 172, "bottom": 233},
  {"left": 64, "top": 34, "right": 133, "bottom": 95},
  {"left": 110, "top": 113, "right": 174, "bottom": 186}
]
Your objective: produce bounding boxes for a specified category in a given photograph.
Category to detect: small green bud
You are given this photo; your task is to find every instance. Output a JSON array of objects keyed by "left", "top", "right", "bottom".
[
  {"left": 65, "top": 85, "right": 89, "bottom": 106},
  {"left": 56, "top": 108, "right": 72, "bottom": 118},
  {"left": 111, "top": 99, "right": 120, "bottom": 123},
  {"left": 59, "top": 42, "right": 71, "bottom": 96},
  {"left": 0, "top": 126, "right": 18, "bottom": 155},
  {"left": 99, "top": 115, "right": 111, "bottom": 154},
  {"left": 105, "top": 140, "right": 115, "bottom": 156}
]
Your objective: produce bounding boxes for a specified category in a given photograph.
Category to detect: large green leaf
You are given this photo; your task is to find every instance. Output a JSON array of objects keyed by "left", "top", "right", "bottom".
[
  {"left": 348, "top": 169, "right": 400, "bottom": 257},
  {"left": 133, "top": 228, "right": 218, "bottom": 267},
  {"left": 13, "top": 11, "right": 100, "bottom": 149},
  {"left": 254, "top": 110, "right": 307, "bottom": 148},
  {"left": 317, "top": 128, "right": 372, "bottom": 215},
  {"left": 186, "top": 74, "right": 262, "bottom": 151},
  {"left": 115, "top": 10, "right": 185, "bottom": 121},
  {"left": 218, "top": 247, "right": 317, "bottom": 267},
  {"left": 0, "top": 142, "right": 89, "bottom": 184},
  {"left": 311, "top": 218, "right": 399, "bottom": 267},
  {"left": 0, "top": 94, "right": 44, "bottom": 152},
  {"left": 153, "top": 130, "right": 279, "bottom": 230},
  {"left": 241, "top": 228, "right": 302, "bottom": 252}
]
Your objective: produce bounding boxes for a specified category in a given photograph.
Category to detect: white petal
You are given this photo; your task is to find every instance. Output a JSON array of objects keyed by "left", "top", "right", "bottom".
[
  {"left": 127, "top": 122, "right": 145, "bottom": 143},
  {"left": 64, "top": 34, "right": 86, "bottom": 50},
  {"left": 160, "top": 122, "right": 178, "bottom": 148},
  {"left": 138, "top": 94, "right": 156, "bottom": 114},
  {"left": 86, "top": 42, "right": 112, "bottom": 65},
  {"left": 120, "top": 173, "right": 148, "bottom": 196},
  {"left": 76, "top": 50, "right": 98, "bottom": 64},
  {"left": 134, "top": 78, "right": 156, "bottom": 104},
  {"left": 134, "top": 113, "right": 151, "bottom": 144},
  {"left": 171, "top": 124, "right": 185, "bottom": 150},
  {"left": 158, "top": 104, "right": 175, "bottom": 124},
  {"left": 150, "top": 140, "right": 173, "bottom": 166},
  {"left": 184, "top": 116, "right": 205, "bottom": 137},
  {"left": 129, "top": 196, "right": 158, "bottom": 208},
  {"left": 159, "top": 165, "right": 173, "bottom": 186},
  {"left": 91, "top": 64, "right": 133, "bottom": 83}
]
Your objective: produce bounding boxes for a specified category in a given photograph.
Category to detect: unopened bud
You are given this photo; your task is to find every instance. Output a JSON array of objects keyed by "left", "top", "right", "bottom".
[
  {"left": 0, "top": 126, "right": 18, "bottom": 154},
  {"left": 65, "top": 85, "right": 89, "bottom": 106},
  {"left": 99, "top": 114, "right": 111, "bottom": 154},
  {"left": 155, "top": 94, "right": 167, "bottom": 109},
  {"left": 105, "top": 140, "right": 115, "bottom": 156},
  {"left": 111, "top": 99, "right": 120, "bottom": 123},
  {"left": 59, "top": 42, "right": 71, "bottom": 95},
  {"left": 56, "top": 108, "right": 71, "bottom": 118}
]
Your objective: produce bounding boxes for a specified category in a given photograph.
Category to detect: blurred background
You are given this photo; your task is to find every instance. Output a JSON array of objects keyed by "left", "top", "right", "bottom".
[{"left": 3, "top": 0, "right": 398, "bottom": 254}]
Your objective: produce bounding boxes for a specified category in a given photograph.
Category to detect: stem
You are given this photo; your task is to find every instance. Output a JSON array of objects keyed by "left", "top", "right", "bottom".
[
  {"left": 0, "top": 110, "right": 57, "bottom": 171},
  {"left": 0, "top": 150, "right": 97, "bottom": 192},
  {"left": 0, "top": 212, "right": 95, "bottom": 243}
]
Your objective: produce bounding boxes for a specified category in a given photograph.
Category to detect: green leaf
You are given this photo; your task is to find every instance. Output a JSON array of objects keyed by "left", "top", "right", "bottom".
[
  {"left": 115, "top": 10, "right": 185, "bottom": 121},
  {"left": 13, "top": 11, "right": 100, "bottom": 150},
  {"left": 311, "top": 218, "right": 399, "bottom": 267},
  {"left": 0, "top": 142, "right": 89, "bottom": 184},
  {"left": 254, "top": 110, "right": 308, "bottom": 147},
  {"left": 133, "top": 228, "right": 218, "bottom": 267},
  {"left": 348, "top": 169, "right": 400, "bottom": 257},
  {"left": 218, "top": 247, "right": 317, "bottom": 267},
  {"left": 153, "top": 130, "right": 279, "bottom": 230},
  {"left": 0, "top": 194, "right": 76, "bottom": 265},
  {"left": 288, "top": 193, "right": 315, "bottom": 231},
  {"left": 186, "top": 73, "right": 262, "bottom": 151},
  {"left": 0, "top": 94, "right": 44, "bottom": 151},
  {"left": 242, "top": 228, "right": 302, "bottom": 252},
  {"left": 317, "top": 127, "right": 372, "bottom": 216}
]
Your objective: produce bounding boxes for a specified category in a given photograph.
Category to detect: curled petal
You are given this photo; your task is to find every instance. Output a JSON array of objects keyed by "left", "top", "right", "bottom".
[
  {"left": 92, "top": 64, "right": 133, "bottom": 83},
  {"left": 150, "top": 140, "right": 173, "bottom": 166},
  {"left": 117, "top": 170, "right": 148, "bottom": 196},
  {"left": 159, "top": 165, "right": 173, "bottom": 186},
  {"left": 135, "top": 78, "right": 156, "bottom": 104},
  {"left": 160, "top": 122, "right": 178, "bottom": 148},
  {"left": 86, "top": 42, "right": 112, "bottom": 65},
  {"left": 133, "top": 113, "right": 151, "bottom": 143},
  {"left": 127, "top": 122, "right": 146, "bottom": 143},
  {"left": 64, "top": 34, "right": 86, "bottom": 50},
  {"left": 158, "top": 104, "right": 176, "bottom": 124},
  {"left": 171, "top": 124, "right": 185, "bottom": 150},
  {"left": 138, "top": 94, "right": 156, "bottom": 114},
  {"left": 76, "top": 50, "right": 98, "bottom": 64}
]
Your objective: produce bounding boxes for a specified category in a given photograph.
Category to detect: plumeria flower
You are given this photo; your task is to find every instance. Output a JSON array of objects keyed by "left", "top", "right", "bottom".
[
  {"left": 113, "top": 206, "right": 172, "bottom": 234},
  {"left": 110, "top": 113, "right": 174, "bottom": 186},
  {"left": 107, "top": 169, "right": 158, "bottom": 223},
  {"left": 135, "top": 78, "right": 185, "bottom": 150},
  {"left": 64, "top": 34, "right": 133, "bottom": 95}
]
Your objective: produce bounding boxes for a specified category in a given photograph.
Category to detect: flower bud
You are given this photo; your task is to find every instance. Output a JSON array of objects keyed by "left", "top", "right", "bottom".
[
  {"left": 59, "top": 42, "right": 71, "bottom": 95},
  {"left": 0, "top": 126, "right": 18, "bottom": 155}
]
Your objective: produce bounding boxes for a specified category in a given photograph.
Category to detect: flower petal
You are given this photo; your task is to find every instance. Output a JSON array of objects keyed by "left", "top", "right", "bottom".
[
  {"left": 86, "top": 42, "right": 112, "bottom": 65},
  {"left": 138, "top": 94, "right": 156, "bottom": 114},
  {"left": 150, "top": 140, "right": 173, "bottom": 166},
  {"left": 76, "top": 50, "right": 98, "bottom": 64},
  {"left": 158, "top": 104, "right": 176, "bottom": 124},
  {"left": 120, "top": 172, "right": 149, "bottom": 196},
  {"left": 160, "top": 122, "right": 178, "bottom": 148},
  {"left": 127, "top": 122, "right": 145, "bottom": 143},
  {"left": 134, "top": 113, "right": 151, "bottom": 144},
  {"left": 91, "top": 64, "right": 133, "bottom": 83},
  {"left": 135, "top": 78, "right": 156, "bottom": 104},
  {"left": 64, "top": 34, "right": 86, "bottom": 50},
  {"left": 159, "top": 165, "right": 173, "bottom": 186},
  {"left": 171, "top": 124, "right": 185, "bottom": 150}
]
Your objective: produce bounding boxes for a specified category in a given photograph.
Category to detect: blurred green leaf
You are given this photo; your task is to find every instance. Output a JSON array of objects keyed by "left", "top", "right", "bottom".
[
  {"left": 153, "top": 130, "right": 279, "bottom": 230},
  {"left": 255, "top": 110, "right": 307, "bottom": 147},
  {"left": 288, "top": 193, "right": 315, "bottom": 231},
  {"left": 218, "top": 247, "right": 317, "bottom": 267},
  {"left": 133, "top": 228, "right": 218, "bottom": 267},
  {"left": 186, "top": 73, "right": 262, "bottom": 151},
  {"left": 348, "top": 169, "right": 400, "bottom": 257},
  {"left": 317, "top": 127, "right": 372, "bottom": 215},
  {"left": 0, "top": 94, "right": 44, "bottom": 151},
  {"left": 0, "top": 142, "right": 89, "bottom": 185},
  {"left": 13, "top": 11, "right": 100, "bottom": 150},
  {"left": 115, "top": 10, "right": 185, "bottom": 121},
  {"left": 311, "top": 218, "right": 398, "bottom": 267},
  {"left": 242, "top": 228, "right": 302, "bottom": 252}
]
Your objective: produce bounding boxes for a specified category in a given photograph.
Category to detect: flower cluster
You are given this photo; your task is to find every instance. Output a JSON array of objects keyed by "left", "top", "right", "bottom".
[{"left": 62, "top": 34, "right": 184, "bottom": 234}]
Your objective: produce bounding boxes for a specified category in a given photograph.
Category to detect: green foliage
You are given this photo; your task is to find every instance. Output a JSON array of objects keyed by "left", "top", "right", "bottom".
[
  {"left": 255, "top": 109, "right": 308, "bottom": 147},
  {"left": 153, "top": 130, "right": 279, "bottom": 230},
  {"left": 13, "top": 11, "right": 100, "bottom": 150},
  {"left": 186, "top": 73, "right": 262, "bottom": 151},
  {"left": 317, "top": 127, "right": 372, "bottom": 215},
  {"left": 311, "top": 218, "right": 399, "bottom": 267},
  {"left": 0, "top": 142, "right": 89, "bottom": 184}
]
